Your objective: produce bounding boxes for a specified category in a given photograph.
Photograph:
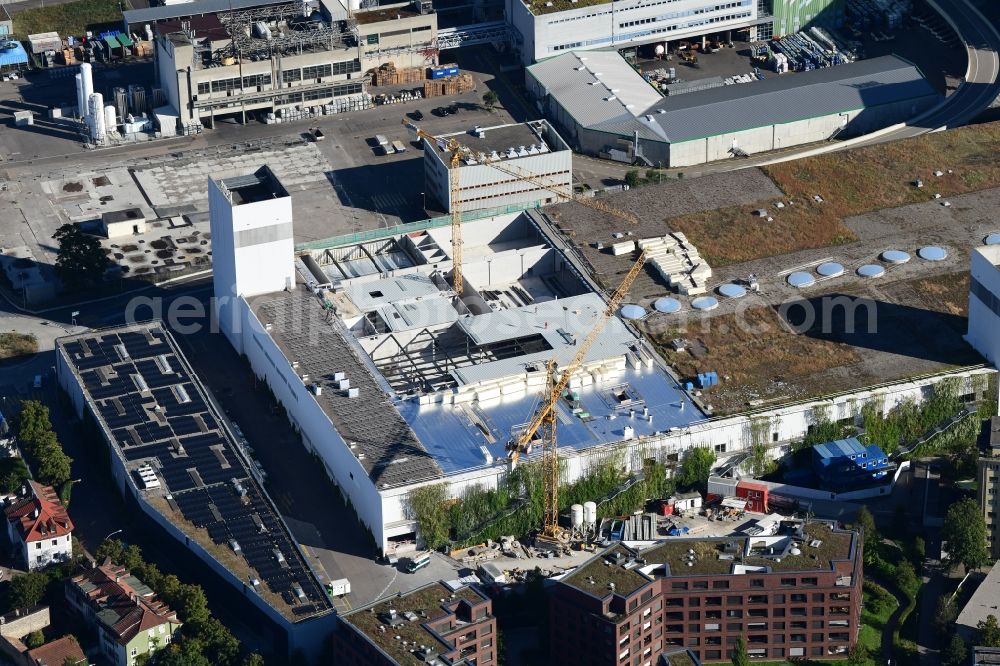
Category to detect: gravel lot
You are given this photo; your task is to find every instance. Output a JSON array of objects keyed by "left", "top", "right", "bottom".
[
  {"left": 549, "top": 168, "right": 782, "bottom": 294},
  {"left": 627, "top": 186, "right": 1000, "bottom": 412}
]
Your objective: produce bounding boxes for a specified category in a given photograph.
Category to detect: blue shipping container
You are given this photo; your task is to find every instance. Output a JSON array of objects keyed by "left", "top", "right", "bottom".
[{"left": 430, "top": 65, "right": 459, "bottom": 79}]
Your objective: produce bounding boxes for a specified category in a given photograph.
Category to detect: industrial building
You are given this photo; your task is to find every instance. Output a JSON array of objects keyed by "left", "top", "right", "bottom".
[
  {"left": 526, "top": 50, "right": 940, "bottom": 167},
  {"left": 957, "top": 560, "right": 1000, "bottom": 641},
  {"left": 204, "top": 163, "right": 994, "bottom": 556},
  {"left": 333, "top": 581, "right": 498, "bottom": 665},
  {"left": 977, "top": 417, "right": 1000, "bottom": 558},
  {"left": 422, "top": 120, "right": 573, "bottom": 212},
  {"left": 210, "top": 167, "right": 701, "bottom": 552},
  {"left": 55, "top": 322, "right": 335, "bottom": 659},
  {"left": 549, "top": 520, "right": 862, "bottom": 664},
  {"left": 143, "top": 0, "right": 436, "bottom": 131},
  {"left": 506, "top": 0, "right": 843, "bottom": 63},
  {"left": 968, "top": 245, "right": 1000, "bottom": 367}
]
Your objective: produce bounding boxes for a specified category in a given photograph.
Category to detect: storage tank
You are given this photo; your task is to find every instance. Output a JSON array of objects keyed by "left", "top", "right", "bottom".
[
  {"left": 570, "top": 504, "right": 584, "bottom": 529},
  {"left": 88, "top": 93, "right": 105, "bottom": 140},
  {"left": 74, "top": 73, "right": 85, "bottom": 119},
  {"left": 583, "top": 501, "right": 597, "bottom": 526},
  {"left": 654, "top": 44, "right": 665, "bottom": 57},
  {"left": 113, "top": 87, "right": 128, "bottom": 121},
  {"left": 79, "top": 63, "right": 94, "bottom": 108},
  {"left": 104, "top": 105, "right": 117, "bottom": 131}
]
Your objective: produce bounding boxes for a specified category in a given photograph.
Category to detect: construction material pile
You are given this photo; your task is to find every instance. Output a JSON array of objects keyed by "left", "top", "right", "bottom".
[
  {"left": 370, "top": 61, "right": 425, "bottom": 86},
  {"left": 424, "top": 72, "right": 475, "bottom": 97},
  {"left": 624, "top": 233, "right": 712, "bottom": 295}
]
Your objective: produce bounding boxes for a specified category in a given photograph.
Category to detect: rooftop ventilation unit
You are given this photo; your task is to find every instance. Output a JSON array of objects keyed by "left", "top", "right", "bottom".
[
  {"left": 132, "top": 373, "right": 149, "bottom": 393},
  {"left": 155, "top": 354, "right": 172, "bottom": 374},
  {"left": 173, "top": 384, "right": 191, "bottom": 404}
]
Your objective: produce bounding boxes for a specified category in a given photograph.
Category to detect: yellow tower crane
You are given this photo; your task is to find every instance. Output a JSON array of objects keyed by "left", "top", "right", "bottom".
[
  {"left": 403, "top": 124, "right": 468, "bottom": 296},
  {"left": 403, "top": 121, "right": 639, "bottom": 297},
  {"left": 508, "top": 249, "right": 647, "bottom": 540},
  {"left": 402, "top": 120, "right": 647, "bottom": 540}
]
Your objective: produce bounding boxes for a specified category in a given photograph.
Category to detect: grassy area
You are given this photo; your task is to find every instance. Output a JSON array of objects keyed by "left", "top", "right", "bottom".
[
  {"left": 526, "top": 0, "right": 609, "bottom": 14},
  {"left": 11, "top": 0, "right": 126, "bottom": 40},
  {"left": 668, "top": 121, "right": 1000, "bottom": 265},
  {"left": 0, "top": 332, "right": 37, "bottom": 360},
  {"left": 861, "top": 581, "right": 896, "bottom": 651},
  {"left": 645, "top": 306, "right": 862, "bottom": 411}
]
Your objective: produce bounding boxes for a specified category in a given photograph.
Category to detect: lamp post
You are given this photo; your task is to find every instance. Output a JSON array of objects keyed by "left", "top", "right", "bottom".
[{"left": 101, "top": 528, "right": 124, "bottom": 545}]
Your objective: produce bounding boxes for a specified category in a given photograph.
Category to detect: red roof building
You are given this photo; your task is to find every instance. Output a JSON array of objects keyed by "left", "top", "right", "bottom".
[
  {"left": 4, "top": 481, "right": 73, "bottom": 571},
  {"left": 66, "top": 560, "right": 182, "bottom": 666},
  {"left": 25, "top": 635, "right": 88, "bottom": 666}
]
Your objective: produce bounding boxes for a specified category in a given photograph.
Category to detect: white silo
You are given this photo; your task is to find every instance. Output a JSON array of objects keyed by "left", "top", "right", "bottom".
[
  {"left": 88, "top": 92, "right": 106, "bottom": 141},
  {"left": 74, "top": 73, "right": 85, "bottom": 119},
  {"left": 570, "top": 504, "right": 584, "bottom": 529},
  {"left": 583, "top": 501, "right": 597, "bottom": 526},
  {"left": 80, "top": 63, "right": 94, "bottom": 109},
  {"left": 104, "top": 105, "right": 117, "bottom": 132}
]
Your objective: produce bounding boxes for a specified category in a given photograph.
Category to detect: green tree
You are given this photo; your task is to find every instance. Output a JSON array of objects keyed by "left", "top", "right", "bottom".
[
  {"left": 0, "top": 458, "right": 30, "bottom": 493},
  {"left": 407, "top": 483, "right": 450, "bottom": 550},
  {"left": 52, "top": 223, "right": 109, "bottom": 288},
  {"left": 748, "top": 442, "right": 776, "bottom": 477},
  {"left": 24, "top": 630, "right": 45, "bottom": 649},
  {"left": 855, "top": 506, "right": 879, "bottom": 564},
  {"left": 198, "top": 617, "right": 240, "bottom": 666},
  {"left": 164, "top": 583, "right": 211, "bottom": 628},
  {"left": 16, "top": 400, "right": 53, "bottom": 451},
  {"left": 10, "top": 572, "right": 48, "bottom": 609},
  {"left": 846, "top": 643, "right": 869, "bottom": 666},
  {"left": 894, "top": 559, "right": 919, "bottom": 596},
  {"left": 241, "top": 654, "right": 266, "bottom": 666},
  {"left": 942, "top": 497, "right": 989, "bottom": 571},
  {"left": 730, "top": 635, "right": 749, "bottom": 666},
  {"left": 482, "top": 90, "right": 499, "bottom": 110},
  {"left": 35, "top": 439, "right": 73, "bottom": 487},
  {"left": 147, "top": 640, "right": 212, "bottom": 666},
  {"left": 978, "top": 614, "right": 1000, "bottom": 648},
  {"left": 678, "top": 447, "right": 715, "bottom": 493},
  {"left": 942, "top": 633, "right": 968, "bottom": 666},
  {"left": 935, "top": 596, "right": 958, "bottom": 635},
  {"left": 624, "top": 170, "right": 642, "bottom": 189}
]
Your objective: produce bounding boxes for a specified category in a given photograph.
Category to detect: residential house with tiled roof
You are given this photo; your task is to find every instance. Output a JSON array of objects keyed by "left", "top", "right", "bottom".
[
  {"left": 66, "top": 560, "right": 181, "bottom": 666},
  {"left": 4, "top": 481, "right": 73, "bottom": 571},
  {"left": 25, "top": 634, "right": 88, "bottom": 666}
]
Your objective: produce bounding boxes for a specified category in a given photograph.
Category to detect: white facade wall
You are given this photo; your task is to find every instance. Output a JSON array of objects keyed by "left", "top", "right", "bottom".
[
  {"left": 425, "top": 145, "right": 573, "bottom": 213},
  {"left": 8, "top": 525, "right": 72, "bottom": 571},
  {"left": 373, "top": 365, "right": 993, "bottom": 535},
  {"left": 508, "top": 0, "right": 757, "bottom": 63},
  {"left": 967, "top": 246, "right": 1000, "bottom": 367},
  {"left": 209, "top": 177, "right": 296, "bottom": 355},
  {"left": 232, "top": 297, "right": 389, "bottom": 546}
]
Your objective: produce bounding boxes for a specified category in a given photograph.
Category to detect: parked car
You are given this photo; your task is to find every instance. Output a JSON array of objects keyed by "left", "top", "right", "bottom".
[
  {"left": 312, "top": 128, "right": 325, "bottom": 141},
  {"left": 408, "top": 110, "right": 424, "bottom": 121}
]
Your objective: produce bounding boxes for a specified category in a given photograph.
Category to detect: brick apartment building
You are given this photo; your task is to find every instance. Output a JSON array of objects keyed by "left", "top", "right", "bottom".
[
  {"left": 335, "top": 582, "right": 497, "bottom": 665},
  {"left": 549, "top": 520, "right": 862, "bottom": 665}
]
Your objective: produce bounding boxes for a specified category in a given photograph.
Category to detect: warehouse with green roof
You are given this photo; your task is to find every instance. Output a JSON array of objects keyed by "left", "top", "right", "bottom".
[{"left": 525, "top": 50, "right": 940, "bottom": 167}]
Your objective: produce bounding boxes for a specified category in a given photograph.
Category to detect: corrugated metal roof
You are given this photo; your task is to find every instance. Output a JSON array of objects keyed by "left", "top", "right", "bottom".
[
  {"left": 526, "top": 50, "right": 662, "bottom": 128},
  {"left": 123, "top": 0, "right": 289, "bottom": 26},
  {"left": 0, "top": 41, "right": 28, "bottom": 67},
  {"left": 529, "top": 51, "right": 937, "bottom": 144},
  {"left": 649, "top": 56, "right": 938, "bottom": 142}
]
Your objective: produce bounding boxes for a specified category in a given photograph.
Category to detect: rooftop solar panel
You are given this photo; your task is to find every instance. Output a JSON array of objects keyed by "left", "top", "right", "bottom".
[{"left": 57, "top": 324, "right": 331, "bottom": 620}]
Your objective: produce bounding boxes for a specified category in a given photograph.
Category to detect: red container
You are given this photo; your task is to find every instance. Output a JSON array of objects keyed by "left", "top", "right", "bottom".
[{"left": 736, "top": 481, "right": 769, "bottom": 513}]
